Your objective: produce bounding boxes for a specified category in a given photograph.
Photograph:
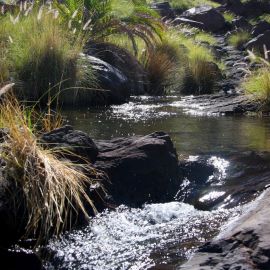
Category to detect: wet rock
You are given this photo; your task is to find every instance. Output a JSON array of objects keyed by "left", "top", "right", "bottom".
[
  {"left": 176, "top": 151, "right": 270, "bottom": 210},
  {"left": 252, "top": 21, "right": 270, "bottom": 37},
  {"left": 245, "top": 30, "right": 270, "bottom": 55},
  {"left": 0, "top": 248, "right": 42, "bottom": 270},
  {"left": 94, "top": 132, "right": 179, "bottom": 206},
  {"left": 69, "top": 54, "right": 130, "bottom": 106},
  {"left": 85, "top": 42, "right": 148, "bottom": 95},
  {"left": 41, "top": 125, "right": 99, "bottom": 163},
  {"left": 179, "top": 6, "right": 226, "bottom": 32},
  {"left": 179, "top": 187, "right": 270, "bottom": 270},
  {"left": 179, "top": 93, "right": 260, "bottom": 115}
]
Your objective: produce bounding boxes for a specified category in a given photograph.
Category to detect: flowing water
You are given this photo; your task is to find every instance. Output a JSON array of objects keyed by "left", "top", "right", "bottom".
[{"left": 45, "top": 96, "right": 270, "bottom": 270}]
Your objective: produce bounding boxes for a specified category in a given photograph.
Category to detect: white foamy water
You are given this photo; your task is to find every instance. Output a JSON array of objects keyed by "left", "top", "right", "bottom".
[{"left": 46, "top": 202, "right": 241, "bottom": 270}]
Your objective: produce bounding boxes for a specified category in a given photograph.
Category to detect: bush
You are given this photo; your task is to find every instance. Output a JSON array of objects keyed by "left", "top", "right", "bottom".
[{"left": 228, "top": 31, "right": 251, "bottom": 49}]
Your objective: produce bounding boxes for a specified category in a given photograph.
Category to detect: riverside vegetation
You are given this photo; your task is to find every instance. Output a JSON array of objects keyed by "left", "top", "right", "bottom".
[{"left": 1, "top": 0, "right": 270, "bottom": 269}]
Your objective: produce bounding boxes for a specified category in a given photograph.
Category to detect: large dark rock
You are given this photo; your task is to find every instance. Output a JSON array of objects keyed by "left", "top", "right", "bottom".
[
  {"left": 245, "top": 30, "right": 270, "bottom": 55},
  {"left": 64, "top": 54, "right": 130, "bottom": 106},
  {"left": 0, "top": 248, "right": 42, "bottom": 270},
  {"left": 222, "top": 0, "right": 270, "bottom": 17},
  {"left": 252, "top": 21, "right": 270, "bottom": 37},
  {"left": 178, "top": 6, "right": 226, "bottom": 32},
  {"left": 41, "top": 125, "right": 99, "bottom": 162},
  {"left": 232, "top": 17, "right": 252, "bottom": 31},
  {"left": 94, "top": 132, "right": 179, "bottom": 206},
  {"left": 85, "top": 42, "right": 148, "bottom": 95},
  {"left": 150, "top": 2, "right": 175, "bottom": 19}
]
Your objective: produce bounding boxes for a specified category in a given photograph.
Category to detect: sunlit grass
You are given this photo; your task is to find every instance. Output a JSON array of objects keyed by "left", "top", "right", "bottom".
[
  {"left": 0, "top": 91, "right": 101, "bottom": 244},
  {"left": 228, "top": 31, "right": 251, "bottom": 49},
  {"left": 243, "top": 67, "right": 270, "bottom": 102}
]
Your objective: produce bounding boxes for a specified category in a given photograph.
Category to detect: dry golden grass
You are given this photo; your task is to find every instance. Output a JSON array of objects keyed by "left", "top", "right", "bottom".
[{"left": 0, "top": 91, "right": 101, "bottom": 244}]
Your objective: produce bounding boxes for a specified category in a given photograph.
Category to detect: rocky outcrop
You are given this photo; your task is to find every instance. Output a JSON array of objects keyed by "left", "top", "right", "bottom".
[
  {"left": 178, "top": 6, "right": 226, "bottom": 32},
  {"left": 245, "top": 30, "right": 270, "bottom": 55},
  {"left": 94, "top": 132, "right": 179, "bottom": 206},
  {"left": 179, "top": 187, "right": 270, "bottom": 270}
]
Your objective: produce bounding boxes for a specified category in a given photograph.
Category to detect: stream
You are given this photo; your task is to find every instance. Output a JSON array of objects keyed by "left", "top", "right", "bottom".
[{"left": 45, "top": 96, "right": 270, "bottom": 269}]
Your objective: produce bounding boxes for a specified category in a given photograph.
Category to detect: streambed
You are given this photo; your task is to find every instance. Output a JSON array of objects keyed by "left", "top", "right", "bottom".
[{"left": 45, "top": 96, "right": 270, "bottom": 269}]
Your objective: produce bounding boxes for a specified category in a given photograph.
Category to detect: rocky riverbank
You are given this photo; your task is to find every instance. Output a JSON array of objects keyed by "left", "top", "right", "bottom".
[{"left": 179, "top": 188, "right": 270, "bottom": 270}]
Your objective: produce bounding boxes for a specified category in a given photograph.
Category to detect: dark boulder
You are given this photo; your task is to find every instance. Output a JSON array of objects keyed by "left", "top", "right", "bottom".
[
  {"left": 41, "top": 125, "right": 99, "bottom": 163},
  {"left": 252, "top": 21, "right": 270, "bottom": 37},
  {"left": 0, "top": 172, "right": 27, "bottom": 247},
  {"left": 245, "top": 30, "right": 270, "bottom": 55},
  {"left": 94, "top": 132, "right": 179, "bottom": 206},
  {"left": 0, "top": 248, "right": 42, "bottom": 270},
  {"left": 85, "top": 42, "right": 148, "bottom": 95},
  {"left": 150, "top": 2, "right": 175, "bottom": 19},
  {"left": 232, "top": 17, "right": 252, "bottom": 31},
  {"left": 179, "top": 6, "right": 226, "bottom": 32},
  {"left": 63, "top": 54, "right": 130, "bottom": 106}
]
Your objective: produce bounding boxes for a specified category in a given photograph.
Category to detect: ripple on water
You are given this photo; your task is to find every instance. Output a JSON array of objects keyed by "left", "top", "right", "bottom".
[{"left": 45, "top": 202, "right": 241, "bottom": 270}]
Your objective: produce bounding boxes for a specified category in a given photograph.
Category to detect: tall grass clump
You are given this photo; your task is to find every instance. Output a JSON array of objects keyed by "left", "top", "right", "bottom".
[
  {"left": 0, "top": 91, "right": 101, "bottom": 243},
  {"left": 243, "top": 50, "right": 270, "bottom": 103},
  {"left": 243, "top": 67, "right": 270, "bottom": 102},
  {"left": 0, "top": 7, "right": 86, "bottom": 103},
  {"left": 228, "top": 31, "right": 251, "bottom": 49},
  {"left": 181, "top": 45, "right": 220, "bottom": 95},
  {"left": 143, "top": 40, "right": 182, "bottom": 94}
]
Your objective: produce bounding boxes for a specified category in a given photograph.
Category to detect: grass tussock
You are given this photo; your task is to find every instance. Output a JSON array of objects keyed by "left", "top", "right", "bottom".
[
  {"left": 144, "top": 41, "right": 181, "bottom": 95},
  {"left": 228, "top": 31, "right": 251, "bottom": 49},
  {"left": 243, "top": 67, "right": 270, "bottom": 102},
  {"left": 0, "top": 92, "right": 100, "bottom": 243}
]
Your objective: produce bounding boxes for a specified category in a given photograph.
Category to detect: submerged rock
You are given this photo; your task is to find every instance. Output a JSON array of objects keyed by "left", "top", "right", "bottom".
[{"left": 94, "top": 132, "right": 179, "bottom": 206}]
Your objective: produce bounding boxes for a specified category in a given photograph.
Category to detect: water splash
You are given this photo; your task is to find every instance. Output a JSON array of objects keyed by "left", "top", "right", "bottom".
[{"left": 45, "top": 202, "right": 240, "bottom": 270}]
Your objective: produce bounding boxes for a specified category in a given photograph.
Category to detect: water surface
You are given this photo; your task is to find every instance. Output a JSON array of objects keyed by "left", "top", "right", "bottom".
[{"left": 46, "top": 96, "right": 270, "bottom": 269}]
